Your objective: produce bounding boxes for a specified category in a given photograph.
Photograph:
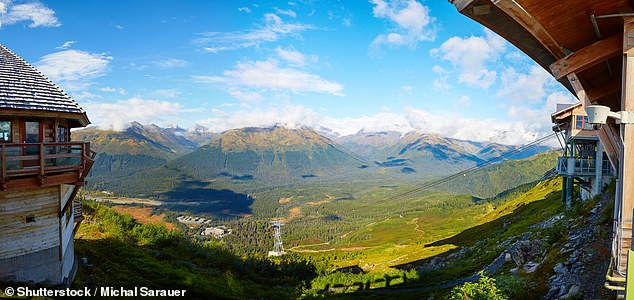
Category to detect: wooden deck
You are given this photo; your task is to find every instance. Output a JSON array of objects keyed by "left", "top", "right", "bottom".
[{"left": 0, "top": 142, "right": 95, "bottom": 191}]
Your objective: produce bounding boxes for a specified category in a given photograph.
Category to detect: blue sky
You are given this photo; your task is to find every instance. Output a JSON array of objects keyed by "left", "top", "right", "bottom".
[{"left": 0, "top": 0, "right": 576, "bottom": 144}]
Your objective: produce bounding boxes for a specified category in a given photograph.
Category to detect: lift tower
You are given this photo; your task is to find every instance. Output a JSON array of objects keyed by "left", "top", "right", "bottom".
[{"left": 268, "top": 219, "right": 286, "bottom": 257}]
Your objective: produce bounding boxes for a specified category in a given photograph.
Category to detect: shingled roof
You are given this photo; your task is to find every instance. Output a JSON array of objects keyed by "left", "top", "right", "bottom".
[{"left": 0, "top": 44, "right": 90, "bottom": 127}]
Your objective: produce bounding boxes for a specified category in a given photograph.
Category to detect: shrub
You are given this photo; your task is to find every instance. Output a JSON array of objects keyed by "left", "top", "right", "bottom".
[{"left": 448, "top": 272, "right": 509, "bottom": 300}]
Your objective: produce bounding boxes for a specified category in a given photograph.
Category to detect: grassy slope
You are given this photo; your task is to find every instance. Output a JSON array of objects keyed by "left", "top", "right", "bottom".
[
  {"left": 300, "top": 178, "right": 564, "bottom": 295},
  {"left": 73, "top": 202, "right": 316, "bottom": 299},
  {"left": 434, "top": 151, "right": 559, "bottom": 198},
  {"left": 73, "top": 177, "right": 565, "bottom": 297}
]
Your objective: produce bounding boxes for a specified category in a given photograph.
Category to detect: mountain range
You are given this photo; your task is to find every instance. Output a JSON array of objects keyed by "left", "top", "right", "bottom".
[
  {"left": 334, "top": 130, "right": 550, "bottom": 176},
  {"left": 169, "top": 125, "right": 366, "bottom": 182},
  {"left": 73, "top": 122, "right": 214, "bottom": 190},
  {"left": 73, "top": 122, "right": 554, "bottom": 197}
]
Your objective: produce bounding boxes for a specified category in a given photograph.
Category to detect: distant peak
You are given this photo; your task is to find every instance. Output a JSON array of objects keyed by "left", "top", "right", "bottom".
[{"left": 128, "top": 121, "right": 143, "bottom": 128}]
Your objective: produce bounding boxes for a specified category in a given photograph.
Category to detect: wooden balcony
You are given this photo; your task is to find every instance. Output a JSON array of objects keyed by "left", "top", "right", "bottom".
[
  {"left": 556, "top": 156, "right": 613, "bottom": 177},
  {"left": 0, "top": 142, "right": 95, "bottom": 191}
]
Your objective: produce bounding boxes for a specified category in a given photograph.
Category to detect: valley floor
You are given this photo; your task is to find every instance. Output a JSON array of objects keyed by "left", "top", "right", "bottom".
[{"left": 70, "top": 175, "right": 619, "bottom": 298}]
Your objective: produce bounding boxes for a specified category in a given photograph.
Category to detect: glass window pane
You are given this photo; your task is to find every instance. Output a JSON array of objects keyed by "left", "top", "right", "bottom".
[
  {"left": 57, "top": 126, "right": 66, "bottom": 142},
  {"left": 25, "top": 121, "right": 40, "bottom": 143},
  {"left": 575, "top": 116, "right": 583, "bottom": 129},
  {"left": 0, "top": 121, "right": 10, "bottom": 142}
]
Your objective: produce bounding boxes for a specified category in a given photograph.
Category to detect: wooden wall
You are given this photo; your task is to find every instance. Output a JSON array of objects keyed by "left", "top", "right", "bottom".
[
  {"left": 0, "top": 186, "right": 60, "bottom": 259},
  {"left": 0, "top": 117, "right": 71, "bottom": 143}
]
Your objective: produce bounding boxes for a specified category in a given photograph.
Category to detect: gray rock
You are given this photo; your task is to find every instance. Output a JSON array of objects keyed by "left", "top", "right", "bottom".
[
  {"left": 546, "top": 286, "right": 560, "bottom": 299},
  {"left": 549, "top": 274, "right": 558, "bottom": 281},
  {"left": 560, "top": 285, "right": 580, "bottom": 299},
  {"left": 524, "top": 261, "right": 540, "bottom": 273},
  {"left": 554, "top": 262, "right": 568, "bottom": 274},
  {"left": 558, "top": 285, "right": 569, "bottom": 297},
  {"left": 560, "top": 247, "right": 573, "bottom": 254}
]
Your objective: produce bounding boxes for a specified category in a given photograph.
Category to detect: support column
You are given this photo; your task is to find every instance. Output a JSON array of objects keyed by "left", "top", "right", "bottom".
[
  {"left": 619, "top": 18, "right": 634, "bottom": 274},
  {"left": 595, "top": 141, "right": 604, "bottom": 197}
]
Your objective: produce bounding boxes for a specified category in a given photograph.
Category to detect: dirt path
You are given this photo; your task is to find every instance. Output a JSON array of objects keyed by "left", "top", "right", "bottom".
[{"left": 409, "top": 218, "right": 425, "bottom": 233}]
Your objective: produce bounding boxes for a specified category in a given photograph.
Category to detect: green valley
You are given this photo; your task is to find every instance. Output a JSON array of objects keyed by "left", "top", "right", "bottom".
[{"left": 70, "top": 123, "right": 583, "bottom": 298}]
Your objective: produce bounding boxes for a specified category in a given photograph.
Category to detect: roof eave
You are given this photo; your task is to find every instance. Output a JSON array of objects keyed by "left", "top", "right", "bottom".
[{"left": 451, "top": 0, "right": 575, "bottom": 95}]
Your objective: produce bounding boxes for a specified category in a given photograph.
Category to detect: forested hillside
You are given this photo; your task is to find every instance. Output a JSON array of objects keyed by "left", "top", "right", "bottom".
[
  {"left": 170, "top": 126, "right": 367, "bottom": 183},
  {"left": 435, "top": 151, "right": 559, "bottom": 198}
]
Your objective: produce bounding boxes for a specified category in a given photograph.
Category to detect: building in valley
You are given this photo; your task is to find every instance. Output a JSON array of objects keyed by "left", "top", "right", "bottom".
[{"left": 0, "top": 44, "right": 95, "bottom": 286}]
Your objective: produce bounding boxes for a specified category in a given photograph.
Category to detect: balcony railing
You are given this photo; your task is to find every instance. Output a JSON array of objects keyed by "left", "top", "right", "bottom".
[
  {"left": 556, "top": 156, "right": 613, "bottom": 176},
  {"left": 0, "top": 142, "right": 95, "bottom": 189}
]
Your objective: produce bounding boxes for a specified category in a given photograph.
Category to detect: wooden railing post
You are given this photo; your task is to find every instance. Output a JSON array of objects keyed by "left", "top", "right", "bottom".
[
  {"left": 1, "top": 144, "right": 5, "bottom": 187},
  {"left": 39, "top": 143, "right": 44, "bottom": 176}
]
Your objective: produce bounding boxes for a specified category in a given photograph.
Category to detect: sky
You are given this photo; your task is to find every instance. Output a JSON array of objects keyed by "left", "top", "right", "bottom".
[{"left": 0, "top": 0, "right": 577, "bottom": 145}]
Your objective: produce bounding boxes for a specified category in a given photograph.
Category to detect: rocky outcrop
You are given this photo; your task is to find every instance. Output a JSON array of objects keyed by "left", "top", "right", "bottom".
[{"left": 544, "top": 191, "right": 613, "bottom": 300}]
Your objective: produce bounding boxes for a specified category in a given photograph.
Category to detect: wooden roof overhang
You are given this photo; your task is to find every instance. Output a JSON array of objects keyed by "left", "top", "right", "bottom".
[
  {"left": 0, "top": 44, "right": 91, "bottom": 128},
  {"left": 450, "top": 0, "right": 634, "bottom": 169},
  {"left": 0, "top": 108, "right": 89, "bottom": 128},
  {"left": 451, "top": 0, "right": 634, "bottom": 276},
  {"left": 551, "top": 102, "right": 582, "bottom": 124}
]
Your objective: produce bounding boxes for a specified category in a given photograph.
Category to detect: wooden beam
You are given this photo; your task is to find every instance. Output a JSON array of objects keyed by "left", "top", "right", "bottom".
[
  {"left": 550, "top": 34, "right": 622, "bottom": 80},
  {"left": 586, "top": 79, "right": 621, "bottom": 102},
  {"left": 492, "top": 0, "right": 565, "bottom": 59},
  {"left": 566, "top": 73, "right": 622, "bottom": 170},
  {"left": 451, "top": 0, "right": 478, "bottom": 12}
]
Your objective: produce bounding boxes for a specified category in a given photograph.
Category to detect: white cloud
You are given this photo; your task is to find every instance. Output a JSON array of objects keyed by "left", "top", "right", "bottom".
[
  {"left": 456, "top": 95, "right": 470, "bottom": 107},
  {"left": 0, "top": 1, "right": 60, "bottom": 28},
  {"left": 83, "top": 98, "right": 184, "bottom": 131},
  {"left": 431, "top": 65, "right": 450, "bottom": 91},
  {"left": 36, "top": 50, "right": 112, "bottom": 91},
  {"left": 370, "top": 0, "right": 435, "bottom": 50},
  {"left": 238, "top": 7, "right": 252, "bottom": 13},
  {"left": 274, "top": 8, "right": 296, "bottom": 18},
  {"left": 228, "top": 88, "right": 262, "bottom": 101},
  {"left": 401, "top": 85, "right": 413, "bottom": 92},
  {"left": 155, "top": 89, "right": 179, "bottom": 98},
  {"left": 497, "top": 65, "right": 554, "bottom": 103},
  {"left": 71, "top": 91, "right": 100, "bottom": 101},
  {"left": 56, "top": 41, "right": 76, "bottom": 50},
  {"left": 197, "top": 104, "right": 321, "bottom": 133},
  {"left": 154, "top": 58, "right": 188, "bottom": 68},
  {"left": 195, "top": 103, "right": 560, "bottom": 145},
  {"left": 276, "top": 46, "right": 306, "bottom": 65},
  {"left": 99, "top": 86, "right": 126, "bottom": 95},
  {"left": 431, "top": 30, "right": 506, "bottom": 89},
  {"left": 507, "top": 91, "right": 577, "bottom": 134},
  {"left": 195, "top": 13, "right": 314, "bottom": 53},
  {"left": 195, "top": 59, "right": 344, "bottom": 96}
]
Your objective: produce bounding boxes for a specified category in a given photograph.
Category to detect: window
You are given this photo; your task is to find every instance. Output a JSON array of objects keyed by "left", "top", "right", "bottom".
[
  {"left": 0, "top": 121, "right": 11, "bottom": 142},
  {"left": 575, "top": 115, "right": 591, "bottom": 130},
  {"left": 57, "top": 126, "right": 67, "bottom": 142},
  {"left": 25, "top": 121, "right": 40, "bottom": 143}
]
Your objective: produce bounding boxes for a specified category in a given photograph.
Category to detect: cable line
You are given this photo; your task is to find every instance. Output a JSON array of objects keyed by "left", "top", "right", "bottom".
[{"left": 385, "top": 132, "right": 557, "bottom": 202}]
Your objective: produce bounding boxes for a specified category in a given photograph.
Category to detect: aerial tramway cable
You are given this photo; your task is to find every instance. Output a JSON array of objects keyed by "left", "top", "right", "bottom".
[{"left": 385, "top": 132, "right": 558, "bottom": 202}]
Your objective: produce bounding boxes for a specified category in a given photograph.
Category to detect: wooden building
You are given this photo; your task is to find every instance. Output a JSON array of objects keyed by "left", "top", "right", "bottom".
[
  {"left": 0, "top": 44, "right": 95, "bottom": 286},
  {"left": 449, "top": 0, "right": 634, "bottom": 293},
  {"left": 552, "top": 102, "right": 613, "bottom": 203}
]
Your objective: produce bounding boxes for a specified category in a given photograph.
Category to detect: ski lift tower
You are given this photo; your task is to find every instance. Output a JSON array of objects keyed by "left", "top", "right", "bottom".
[{"left": 268, "top": 219, "right": 286, "bottom": 257}]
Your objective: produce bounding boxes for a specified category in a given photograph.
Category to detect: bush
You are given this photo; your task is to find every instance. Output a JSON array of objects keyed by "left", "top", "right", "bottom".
[{"left": 449, "top": 272, "right": 508, "bottom": 300}]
